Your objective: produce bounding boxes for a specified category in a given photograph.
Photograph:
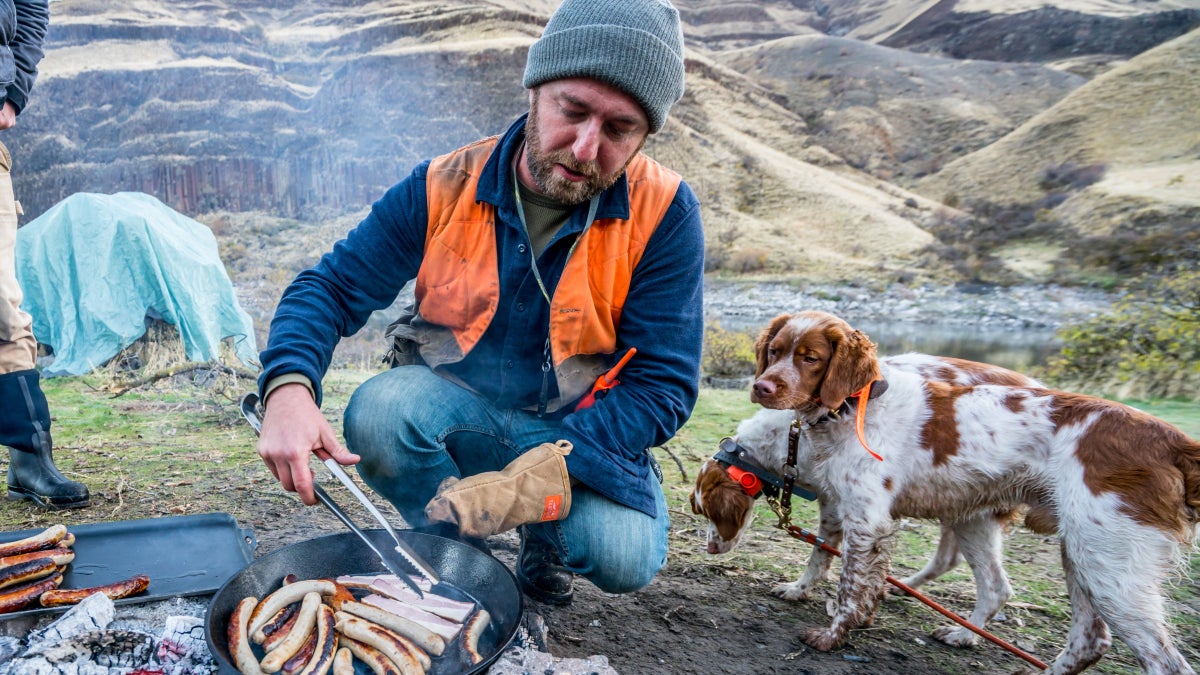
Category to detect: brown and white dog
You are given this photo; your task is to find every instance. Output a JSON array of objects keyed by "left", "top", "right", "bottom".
[
  {"left": 690, "top": 353, "right": 1033, "bottom": 647},
  {"left": 751, "top": 310, "right": 1200, "bottom": 674}
]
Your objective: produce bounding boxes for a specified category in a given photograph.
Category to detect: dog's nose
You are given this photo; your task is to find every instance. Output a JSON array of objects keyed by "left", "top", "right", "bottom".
[{"left": 752, "top": 379, "right": 776, "bottom": 399}]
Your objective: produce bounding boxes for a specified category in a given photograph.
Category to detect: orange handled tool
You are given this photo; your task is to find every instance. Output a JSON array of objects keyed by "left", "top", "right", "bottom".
[{"left": 574, "top": 348, "right": 637, "bottom": 411}]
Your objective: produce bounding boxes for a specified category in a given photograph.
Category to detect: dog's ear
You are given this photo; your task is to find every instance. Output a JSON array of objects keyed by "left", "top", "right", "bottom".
[
  {"left": 712, "top": 481, "right": 754, "bottom": 542},
  {"left": 820, "top": 327, "right": 881, "bottom": 410},
  {"left": 754, "top": 314, "right": 792, "bottom": 377}
]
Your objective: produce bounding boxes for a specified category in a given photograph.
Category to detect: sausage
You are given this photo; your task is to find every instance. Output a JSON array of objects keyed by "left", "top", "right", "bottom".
[
  {"left": 334, "top": 614, "right": 424, "bottom": 675},
  {"left": 282, "top": 631, "right": 318, "bottom": 675},
  {"left": 331, "top": 647, "right": 354, "bottom": 675},
  {"left": 322, "top": 580, "right": 355, "bottom": 612},
  {"left": 0, "top": 572, "right": 62, "bottom": 613},
  {"left": 60, "top": 532, "right": 75, "bottom": 548},
  {"left": 295, "top": 604, "right": 338, "bottom": 675},
  {"left": 258, "top": 600, "right": 300, "bottom": 643},
  {"left": 463, "top": 608, "right": 491, "bottom": 665},
  {"left": 339, "top": 636, "right": 402, "bottom": 675},
  {"left": 260, "top": 591, "right": 321, "bottom": 674},
  {"left": 0, "top": 525, "right": 67, "bottom": 557},
  {"left": 0, "top": 557, "right": 59, "bottom": 591},
  {"left": 335, "top": 614, "right": 429, "bottom": 671},
  {"left": 0, "top": 547, "right": 75, "bottom": 568},
  {"left": 338, "top": 600, "right": 444, "bottom": 656},
  {"left": 39, "top": 574, "right": 150, "bottom": 606},
  {"left": 227, "top": 596, "right": 266, "bottom": 675},
  {"left": 261, "top": 609, "right": 302, "bottom": 652},
  {"left": 249, "top": 580, "right": 336, "bottom": 639}
]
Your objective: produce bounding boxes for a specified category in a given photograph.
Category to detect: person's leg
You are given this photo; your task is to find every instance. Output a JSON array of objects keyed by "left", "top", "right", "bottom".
[
  {"left": 526, "top": 467, "right": 669, "bottom": 595},
  {"left": 0, "top": 141, "right": 89, "bottom": 510},
  {"left": 343, "top": 365, "right": 524, "bottom": 527},
  {"left": 500, "top": 407, "right": 670, "bottom": 600}
]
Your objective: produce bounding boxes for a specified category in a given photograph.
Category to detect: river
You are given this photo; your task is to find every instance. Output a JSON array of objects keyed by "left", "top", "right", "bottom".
[{"left": 702, "top": 280, "right": 1116, "bottom": 371}]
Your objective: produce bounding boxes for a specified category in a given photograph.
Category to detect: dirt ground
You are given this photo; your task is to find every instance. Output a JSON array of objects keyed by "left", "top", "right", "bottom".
[
  {"left": 5, "top": 375, "right": 1195, "bottom": 674},
  {"left": 245, "top": 483, "right": 1190, "bottom": 675}
]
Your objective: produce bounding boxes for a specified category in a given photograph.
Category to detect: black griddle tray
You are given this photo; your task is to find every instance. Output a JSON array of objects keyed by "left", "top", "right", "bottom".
[{"left": 0, "top": 512, "right": 256, "bottom": 621}]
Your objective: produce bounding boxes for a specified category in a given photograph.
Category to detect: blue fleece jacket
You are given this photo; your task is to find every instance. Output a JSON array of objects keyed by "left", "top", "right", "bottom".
[
  {"left": 1, "top": 0, "right": 49, "bottom": 114},
  {"left": 259, "top": 115, "right": 705, "bottom": 517}
]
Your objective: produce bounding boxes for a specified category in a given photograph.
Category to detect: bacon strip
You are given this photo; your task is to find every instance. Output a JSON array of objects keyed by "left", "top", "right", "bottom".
[
  {"left": 370, "top": 579, "right": 475, "bottom": 622},
  {"left": 361, "top": 594, "right": 461, "bottom": 641}
]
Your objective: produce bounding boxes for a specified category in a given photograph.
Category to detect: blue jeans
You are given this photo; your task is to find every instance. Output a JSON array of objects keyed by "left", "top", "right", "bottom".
[{"left": 343, "top": 365, "right": 669, "bottom": 594}]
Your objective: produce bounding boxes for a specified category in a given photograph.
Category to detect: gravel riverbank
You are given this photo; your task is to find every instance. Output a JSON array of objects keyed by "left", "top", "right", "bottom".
[
  {"left": 704, "top": 280, "right": 1115, "bottom": 330},
  {"left": 703, "top": 280, "right": 1117, "bottom": 369}
]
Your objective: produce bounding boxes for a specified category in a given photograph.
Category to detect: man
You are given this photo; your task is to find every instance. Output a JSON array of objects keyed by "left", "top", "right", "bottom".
[
  {"left": 0, "top": 0, "right": 90, "bottom": 510},
  {"left": 257, "top": 0, "right": 701, "bottom": 605}
]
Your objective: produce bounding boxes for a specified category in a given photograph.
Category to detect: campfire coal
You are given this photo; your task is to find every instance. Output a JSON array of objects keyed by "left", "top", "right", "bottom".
[
  {"left": 0, "top": 590, "right": 615, "bottom": 675},
  {"left": 0, "top": 593, "right": 215, "bottom": 675}
]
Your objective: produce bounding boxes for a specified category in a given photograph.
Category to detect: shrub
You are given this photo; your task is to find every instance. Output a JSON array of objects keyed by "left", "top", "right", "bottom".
[
  {"left": 1041, "top": 267, "right": 1200, "bottom": 401},
  {"left": 703, "top": 322, "right": 756, "bottom": 379},
  {"left": 730, "top": 248, "right": 769, "bottom": 273},
  {"left": 1037, "top": 161, "right": 1106, "bottom": 192}
]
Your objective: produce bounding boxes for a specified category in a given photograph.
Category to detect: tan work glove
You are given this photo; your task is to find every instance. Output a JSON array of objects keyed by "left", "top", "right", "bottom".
[{"left": 424, "top": 441, "right": 573, "bottom": 538}]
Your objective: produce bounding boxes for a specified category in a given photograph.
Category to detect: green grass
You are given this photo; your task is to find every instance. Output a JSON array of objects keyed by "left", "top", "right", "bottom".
[
  {"left": 2, "top": 371, "right": 1197, "bottom": 674},
  {"left": 1122, "top": 398, "right": 1200, "bottom": 437}
]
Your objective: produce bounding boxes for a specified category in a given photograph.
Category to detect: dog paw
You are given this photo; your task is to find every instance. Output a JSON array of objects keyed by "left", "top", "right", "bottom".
[
  {"left": 802, "top": 627, "right": 845, "bottom": 652},
  {"left": 932, "top": 625, "right": 979, "bottom": 647},
  {"left": 771, "top": 580, "right": 816, "bottom": 601}
]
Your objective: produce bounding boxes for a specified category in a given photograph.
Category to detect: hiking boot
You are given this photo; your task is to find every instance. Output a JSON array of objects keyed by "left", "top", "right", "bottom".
[
  {"left": 517, "top": 526, "right": 573, "bottom": 605},
  {"left": 1, "top": 370, "right": 90, "bottom": 510}
]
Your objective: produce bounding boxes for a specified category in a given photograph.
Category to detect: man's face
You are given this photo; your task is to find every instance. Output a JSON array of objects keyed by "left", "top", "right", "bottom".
[{"left": 522, "top": 78, "right": 649, "bottom": 204}]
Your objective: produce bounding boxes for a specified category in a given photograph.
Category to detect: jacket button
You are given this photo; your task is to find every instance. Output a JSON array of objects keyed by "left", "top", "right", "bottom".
[
  {"left": 518, "top": 244, "right": 527, "bottom": 254},
  {"left": 517, "top": 302, "right": 525, "bottom": 312},
  {"left": 505, "top": 360, "right": 514, "bottom": 369}
]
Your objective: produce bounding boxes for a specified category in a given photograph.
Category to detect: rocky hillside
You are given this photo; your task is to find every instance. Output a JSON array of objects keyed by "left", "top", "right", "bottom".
[
  {"left": 918, "top": 28, "right": 1200, "bottom": 280},
  {"left": 7, "top": 0, "right": 1198, "bottom": 286}
]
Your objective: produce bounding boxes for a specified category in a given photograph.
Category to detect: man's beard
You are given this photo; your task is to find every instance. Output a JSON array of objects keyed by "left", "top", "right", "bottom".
[{"left": 523, "top": 97, "right": 644, "bottom": 205}]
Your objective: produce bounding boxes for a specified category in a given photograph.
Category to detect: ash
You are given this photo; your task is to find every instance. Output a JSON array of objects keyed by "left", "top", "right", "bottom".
[{"left": 0, "top": 593, "right": 215, "bottom": 675}]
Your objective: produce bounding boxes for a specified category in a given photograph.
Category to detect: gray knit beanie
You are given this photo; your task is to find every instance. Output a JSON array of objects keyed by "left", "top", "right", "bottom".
[{"left": 523, "top": 0, "right": 685, "bottom": 133}]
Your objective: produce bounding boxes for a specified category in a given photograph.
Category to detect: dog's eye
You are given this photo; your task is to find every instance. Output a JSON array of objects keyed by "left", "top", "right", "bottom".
[
  {"left": 767, "top": 347, "right": 778, "bottom": 360},
  {"left": 801, "top": 355, "right": 819, "bottom": 364}
]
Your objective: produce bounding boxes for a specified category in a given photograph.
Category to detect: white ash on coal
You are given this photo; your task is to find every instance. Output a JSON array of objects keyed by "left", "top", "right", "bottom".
[{"left": 0, "top": 593, "right": 215, "bottom": 675}]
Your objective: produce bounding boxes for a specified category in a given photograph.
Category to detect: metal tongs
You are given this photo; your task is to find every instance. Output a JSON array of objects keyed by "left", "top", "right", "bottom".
[{"left": 240, "top": 392, "right": 439, "bottom": 597}]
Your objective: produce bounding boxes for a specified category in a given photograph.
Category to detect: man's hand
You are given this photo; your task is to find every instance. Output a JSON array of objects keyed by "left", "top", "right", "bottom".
[
  {"left": 256, "top": 382, "right": 360, "bottom": 505},
  {"left": 0, "top": 102, "right": 17, "bottom": 131}
]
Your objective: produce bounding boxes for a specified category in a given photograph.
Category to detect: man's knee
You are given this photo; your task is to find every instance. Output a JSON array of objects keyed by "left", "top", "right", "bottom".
[{"left": 586, "top": 544, "right": 666, "bottom": 594}]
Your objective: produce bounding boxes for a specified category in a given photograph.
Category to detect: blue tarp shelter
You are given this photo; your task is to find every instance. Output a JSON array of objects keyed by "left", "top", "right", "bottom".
[{"left": 15, "top": 192, "right": 259, "bottom": 376}]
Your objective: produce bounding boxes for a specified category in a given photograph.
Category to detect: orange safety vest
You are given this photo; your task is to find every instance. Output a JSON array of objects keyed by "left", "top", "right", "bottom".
[{"left": 394, "top": 136, "right": 681, "bottom": 412}]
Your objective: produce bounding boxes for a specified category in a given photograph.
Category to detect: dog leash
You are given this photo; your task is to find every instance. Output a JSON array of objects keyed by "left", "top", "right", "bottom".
[
  {"left": 778, "top": 523, "right": 1049, "bottom": 670},
  {"left": 756, "top": 392, "right": 1048, "bottom": 670}
]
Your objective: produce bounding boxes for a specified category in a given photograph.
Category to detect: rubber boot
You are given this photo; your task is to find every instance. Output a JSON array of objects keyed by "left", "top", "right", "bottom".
[
  {"left": 1, "top": 369, "right": 90, "bottom": 509},
  {"left": 516, "top": 526, "right": 574, "bottom": 605}
]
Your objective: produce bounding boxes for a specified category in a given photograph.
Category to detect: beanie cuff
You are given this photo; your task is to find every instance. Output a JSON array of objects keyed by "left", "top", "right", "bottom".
[{"left": 524, "top": 25, "right": 684, "bottom": 132}]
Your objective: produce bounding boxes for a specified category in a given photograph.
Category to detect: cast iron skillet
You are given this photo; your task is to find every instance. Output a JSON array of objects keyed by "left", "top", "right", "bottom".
[{"left": 205, "top": 529, "right": 521, "bottom": 674}]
